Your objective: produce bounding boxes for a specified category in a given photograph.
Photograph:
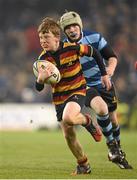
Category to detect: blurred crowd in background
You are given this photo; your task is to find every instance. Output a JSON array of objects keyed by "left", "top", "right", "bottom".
[{"left": 0, "top": 0, "right": 137, "bottom": 110}]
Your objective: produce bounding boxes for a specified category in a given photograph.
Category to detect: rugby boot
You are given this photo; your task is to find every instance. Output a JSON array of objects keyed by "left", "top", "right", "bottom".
[
  {"left": 71, "top": 163, "right": 91, "bottom": 175},
  {"left": 107, "top": 139, "right": 133, "bottom": 169}
]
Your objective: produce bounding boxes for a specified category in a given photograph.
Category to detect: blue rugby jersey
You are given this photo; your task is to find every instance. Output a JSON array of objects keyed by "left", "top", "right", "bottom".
[{"left": 64, "top": 30, "right": 108, "bottom": 87}]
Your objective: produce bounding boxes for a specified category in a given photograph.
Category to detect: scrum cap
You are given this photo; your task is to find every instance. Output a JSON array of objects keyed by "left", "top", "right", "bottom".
[{"left": 59, "top": 11, "right": 83, "bottom": 31}]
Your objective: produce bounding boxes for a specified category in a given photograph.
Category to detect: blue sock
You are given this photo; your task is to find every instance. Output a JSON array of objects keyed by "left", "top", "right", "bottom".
[
  {"left": 96, "top": 114, "right": 114, "bottom": 143},
  {"left": 112, "top": 124, "right": 120, "bottom": 143}
]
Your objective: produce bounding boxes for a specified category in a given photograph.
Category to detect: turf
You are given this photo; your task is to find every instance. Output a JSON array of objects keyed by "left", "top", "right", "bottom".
[{"left": 0, "top": 129, "right": 137, "bottom": 179}]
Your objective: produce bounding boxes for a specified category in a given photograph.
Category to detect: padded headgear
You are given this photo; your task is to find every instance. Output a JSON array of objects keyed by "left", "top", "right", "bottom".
[{"left": 59, "top": 11, "right": 83, "bottom": 31}]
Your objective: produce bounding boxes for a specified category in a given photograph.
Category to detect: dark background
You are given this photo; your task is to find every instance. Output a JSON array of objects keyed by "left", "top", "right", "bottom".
[{"left": 0, "top": 0, "right": 137, "bottom": 106}]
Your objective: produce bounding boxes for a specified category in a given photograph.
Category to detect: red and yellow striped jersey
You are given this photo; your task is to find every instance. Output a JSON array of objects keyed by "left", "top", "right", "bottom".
[{"left": 38, "top": 42, "right": 93, "bottom": 105}]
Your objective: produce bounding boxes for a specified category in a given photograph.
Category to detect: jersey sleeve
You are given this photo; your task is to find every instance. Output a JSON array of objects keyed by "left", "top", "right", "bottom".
[
  {"left": 98, "top": 34, "right": 107, "bottom": 51},
  {"left": 79, "top": 44, "right": 93, "bottom": 57},
  {"left": 78, "top": 44, "right": 107, "bottom": 76}
]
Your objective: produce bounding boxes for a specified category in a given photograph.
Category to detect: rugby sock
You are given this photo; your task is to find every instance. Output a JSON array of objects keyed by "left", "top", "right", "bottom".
[
  {"left": 82, "top": 114, "right": 91, "bottom": 127},
  {"left": 112, "top": 123, "right": 120, "bottom": 145},
  {"left": 96, "top": 114, "right": 114, "bottom": 143}
]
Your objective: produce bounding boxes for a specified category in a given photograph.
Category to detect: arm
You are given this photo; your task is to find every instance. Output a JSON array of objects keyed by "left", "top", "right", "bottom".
[
  {"left": 79, "top": 44, "right": 107, "bottom": 76},
  {"left": 35, "top": 64, "right": 53, "bottom": 91},
  {"left": 79, "top": 44, "right": 112, "bottom": 90},
  {"left": 92, "top": 47, "right": 107, "bottom": 76},
  {"left": 92, "top": 47, "right": 112, "bottom": 90},
  {"left": 106, "top": 57, "right": 117, "bottom": 77},
  {"left": 100, "top": 45, "right": 118, "bottom": 77},
  {"left": 35, "top": 81, "right": 44, "bottom": 91},
  {"left": 35, "top": 66, "right": 45, "bottom": 92}
]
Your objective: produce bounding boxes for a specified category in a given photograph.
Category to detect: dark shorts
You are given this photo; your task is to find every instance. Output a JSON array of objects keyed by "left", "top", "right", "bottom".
[
  {"left": 55, "top": 95, "right": 85, "bottom": 121},
  {"left": 85, "top": 83, "right": 118, "bottom": 112}
]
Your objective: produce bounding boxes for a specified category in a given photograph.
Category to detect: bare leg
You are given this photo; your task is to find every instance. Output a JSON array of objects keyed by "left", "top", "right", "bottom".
[
  {"left": 62, "top": 101, "right": 87, "bottom": 126},
  {"left": 60, "top": 121, "right": 86, "bottom": 161}
]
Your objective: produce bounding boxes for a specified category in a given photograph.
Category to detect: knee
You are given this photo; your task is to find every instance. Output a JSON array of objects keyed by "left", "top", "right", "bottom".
[
  {"left": 91, "top": 97, "right": 109, "bottom": 115},
  {"left": 96, "top": 103, "right": 108, "bottom": 115},
  {"left": 62, "top": 113, "right": 74, "bottom": 125}
]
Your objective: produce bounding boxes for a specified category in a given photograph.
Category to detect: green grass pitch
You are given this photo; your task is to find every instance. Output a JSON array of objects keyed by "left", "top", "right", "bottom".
[{"left": 0, "top": 129, "right": 137, "bottom": 179}]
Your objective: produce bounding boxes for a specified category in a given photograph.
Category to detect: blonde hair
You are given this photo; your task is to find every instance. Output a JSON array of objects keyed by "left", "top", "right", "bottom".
[{"left": 38, "top": 17, "right": 61, "bottom": 37}]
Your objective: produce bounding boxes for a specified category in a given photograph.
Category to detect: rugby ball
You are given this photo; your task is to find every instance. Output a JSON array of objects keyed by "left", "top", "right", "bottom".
[{"left": 33, "top": 60, "right": 61, "bottom": 84}]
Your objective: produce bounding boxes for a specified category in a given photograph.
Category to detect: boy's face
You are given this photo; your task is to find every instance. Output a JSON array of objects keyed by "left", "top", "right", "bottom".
[
  {"left": 64, "top": 24, "right": 81, "bottom": 41},
  {"left": 39, "top": 31, "right": 60, "bottom": 51}
]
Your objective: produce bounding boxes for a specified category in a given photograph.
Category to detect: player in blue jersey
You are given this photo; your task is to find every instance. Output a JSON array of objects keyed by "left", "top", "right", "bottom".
[{"left": 59, "top": 11, "right": 133, "bottom": 169}]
